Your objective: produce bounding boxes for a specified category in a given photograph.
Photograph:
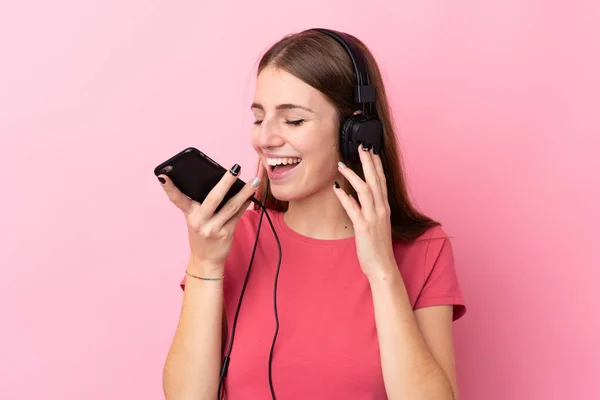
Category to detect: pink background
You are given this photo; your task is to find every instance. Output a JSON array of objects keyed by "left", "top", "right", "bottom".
[{"left": 1, "top": 1, "right": 598, "bottom": 399}]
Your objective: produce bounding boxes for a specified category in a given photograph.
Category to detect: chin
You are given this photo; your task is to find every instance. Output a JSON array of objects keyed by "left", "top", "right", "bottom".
[
  {"left": 268, "top": 179, "right": 331, "bottom": 203},
  {"left": 268, "top": 184, "right": 305, "bottom": 202}
]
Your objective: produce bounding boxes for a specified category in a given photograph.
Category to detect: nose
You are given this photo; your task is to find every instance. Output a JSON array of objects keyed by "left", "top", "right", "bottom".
[{"left": 254, "top": 117, "right": 285, "bottom": 149}]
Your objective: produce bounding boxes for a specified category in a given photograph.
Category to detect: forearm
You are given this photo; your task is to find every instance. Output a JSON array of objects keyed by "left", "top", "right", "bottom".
[
  {"left": 369, "top": 266, "right": 455, "bottom": 400},
  {"left": 163, "top": 262, "right": 224, "bottom": 400}
]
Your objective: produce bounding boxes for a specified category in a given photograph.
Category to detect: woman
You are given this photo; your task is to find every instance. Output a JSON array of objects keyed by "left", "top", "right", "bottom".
[{"left": 159, "top": 28, "right": 466, "bottom": 400}]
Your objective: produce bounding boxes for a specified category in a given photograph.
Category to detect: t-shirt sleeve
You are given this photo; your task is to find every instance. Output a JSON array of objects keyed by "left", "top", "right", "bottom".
[{"left": 414, "top": 236, "right": 467, "bottom": 321}]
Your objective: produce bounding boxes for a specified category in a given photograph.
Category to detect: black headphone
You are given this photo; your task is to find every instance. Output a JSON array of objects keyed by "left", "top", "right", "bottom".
[{"left": 310, "top": 28, "right": 384, "bottom": 162}]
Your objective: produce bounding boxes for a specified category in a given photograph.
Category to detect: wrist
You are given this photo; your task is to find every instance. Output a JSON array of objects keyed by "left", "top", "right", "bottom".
[
  {"left": 366, "top": 260, "right": 402, "bottom": 285},
  {"left": 185, "top": 269, "right": 224, "bottom": 282}
]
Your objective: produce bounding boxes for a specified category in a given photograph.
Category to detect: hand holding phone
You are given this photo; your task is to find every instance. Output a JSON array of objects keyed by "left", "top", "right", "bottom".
[{"left": 155, "top": 148, "right": 261, "bottom": 275}]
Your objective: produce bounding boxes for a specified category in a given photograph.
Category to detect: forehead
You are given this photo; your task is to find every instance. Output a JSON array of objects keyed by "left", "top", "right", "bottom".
[{"left": 253, "top": 66, "right": 328, "bottom": 110}]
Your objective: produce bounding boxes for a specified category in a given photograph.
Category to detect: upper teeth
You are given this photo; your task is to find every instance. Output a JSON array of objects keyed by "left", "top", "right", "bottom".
[{"left": 266, "top": 157, "right": 302, "bottom": 166}]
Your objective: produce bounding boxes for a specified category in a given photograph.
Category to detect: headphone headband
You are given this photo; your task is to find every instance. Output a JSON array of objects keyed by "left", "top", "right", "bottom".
[
  {"left": 310, "top": 28, "right": 376, "bottom": 105},
  {"left": 308, "top": 28, "right": 383, "bottom": 160}
]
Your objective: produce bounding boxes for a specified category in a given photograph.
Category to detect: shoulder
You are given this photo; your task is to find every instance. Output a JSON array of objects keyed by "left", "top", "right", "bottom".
[
  {"left": 392, "top": 225, "right": 466, "bottom": 321},
  {"left": 392, "top": 225, "right": 451, "bottom": 267}
]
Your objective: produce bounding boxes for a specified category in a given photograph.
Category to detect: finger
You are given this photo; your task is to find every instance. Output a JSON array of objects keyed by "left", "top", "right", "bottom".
[
  {"left": 210, "top": 176, "right": 261, "bottom": 229},
  {"left": 337, "top": 160, "right": 374, "bottom": 217},
  {"left": 222, "top": 198, "right": 252, "bottom": 232},
  {"left": 357, "top": 144, "right": 385, "bottom": 210},
  {"left": 158, "top": 174, "right": 193, "bottom": 214},
  {"left": 198, "top": 164, "right": 245, "bottom": 219},
  {"left": 333, "top": 181, "right": 365, "bottom": 228},
  {"left": 371, "top": 151, "right": 388, "bottom": 203}
]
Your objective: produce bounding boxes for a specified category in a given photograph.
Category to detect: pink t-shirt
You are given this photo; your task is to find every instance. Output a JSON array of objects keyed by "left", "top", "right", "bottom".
[{"left": 181, "top": 209, "right": 466, "bottom": 399}]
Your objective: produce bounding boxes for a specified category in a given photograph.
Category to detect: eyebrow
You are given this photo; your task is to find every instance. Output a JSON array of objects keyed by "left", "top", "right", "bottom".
[{"left": 250, "top": 102, "right": 314, "bottom": 113}]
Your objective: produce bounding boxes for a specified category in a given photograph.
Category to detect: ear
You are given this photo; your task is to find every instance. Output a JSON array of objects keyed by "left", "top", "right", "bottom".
[{"left": 353, "top": 110, "right": 362, "bottom": 115}]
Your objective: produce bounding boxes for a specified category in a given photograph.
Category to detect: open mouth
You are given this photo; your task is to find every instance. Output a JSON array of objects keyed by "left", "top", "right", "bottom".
[{"left": 267, "top": 157, "right": 302, "bottom": 175}]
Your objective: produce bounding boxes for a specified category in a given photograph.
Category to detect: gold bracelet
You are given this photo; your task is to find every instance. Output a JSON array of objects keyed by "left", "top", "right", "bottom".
[{"left": 185, "top": 270, "right": 224, "bottom": 281}]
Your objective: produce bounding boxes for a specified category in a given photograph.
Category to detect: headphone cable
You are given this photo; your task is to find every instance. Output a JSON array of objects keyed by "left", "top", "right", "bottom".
[
  {"left": 264, "top": 201, "right": 281, "bottom": 400},
  {"left": 217, "top": 181, "right": 282, "bottom": 400}
]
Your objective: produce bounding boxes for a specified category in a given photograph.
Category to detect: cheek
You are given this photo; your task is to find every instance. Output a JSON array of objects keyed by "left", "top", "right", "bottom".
[
  {"left": 315, "top": 124, "right": 340, "bottom": 157},
  {"left": 250, "top": 127, "right": 260, "bottom": 152},
  {"left": 305, "top": 119, "right": 338, "bottom": 148},
  {"left": 320, "top": 118, "right": 340, "bottom": 147},
  {"left": 301, "top": 128, "right": 341, "bottom": 175}
]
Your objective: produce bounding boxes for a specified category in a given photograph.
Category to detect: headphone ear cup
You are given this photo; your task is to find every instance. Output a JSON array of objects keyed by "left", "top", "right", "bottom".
[
  {"left": 340, "top": 115, "right": 363, "bottom": 161},
  {"left": 340, "top": 117, "right": 352, "bottom": 158}
]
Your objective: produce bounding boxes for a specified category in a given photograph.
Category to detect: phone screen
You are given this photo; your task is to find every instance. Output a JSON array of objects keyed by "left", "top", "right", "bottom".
[{"left": 154, "top": 148, "right": 248, "bottom": 212}]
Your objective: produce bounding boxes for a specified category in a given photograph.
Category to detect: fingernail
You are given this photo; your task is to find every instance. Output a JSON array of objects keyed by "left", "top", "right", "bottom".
[
  {"left": 230, "top": 164, "right": 241, "bottom": 176},
  {"left": 334, "top": 181, "right": 340, "bottom": 189},
  {"left": 158, "top": 177, "right": 166, "bottom": 184},
  {"left": 251, "top": 177, "right": 261, "bottom": 187},
  {"left": 362, "top": 145, "right": 369, "bottom": 151},
  {"left": 338, "top": 161, "right": 346, "bottom": 168}
]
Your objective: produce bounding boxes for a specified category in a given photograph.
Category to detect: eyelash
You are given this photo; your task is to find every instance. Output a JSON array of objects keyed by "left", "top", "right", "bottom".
[{"left": 253, "top": 119, "right": 305, "bottom": 126}]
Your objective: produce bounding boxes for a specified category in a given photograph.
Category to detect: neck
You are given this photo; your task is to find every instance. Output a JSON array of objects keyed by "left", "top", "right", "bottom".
[{"left": 283, "top": 185, "right": 354, "bottom": 240}]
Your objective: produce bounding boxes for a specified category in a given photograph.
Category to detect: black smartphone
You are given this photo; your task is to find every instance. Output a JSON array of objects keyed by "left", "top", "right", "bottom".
[{"left": 154, "top": 147, "right": 253, "bottom": 212}]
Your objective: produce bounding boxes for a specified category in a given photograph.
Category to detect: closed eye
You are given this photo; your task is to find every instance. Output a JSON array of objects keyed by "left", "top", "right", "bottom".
[{"left": 253, "top": 119, "right": 305, "bottom": 126}]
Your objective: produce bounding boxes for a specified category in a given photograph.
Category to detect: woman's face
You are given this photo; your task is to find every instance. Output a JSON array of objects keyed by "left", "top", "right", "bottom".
[{"left": 251, "top": 66, "right": 341, "bottom": 202}]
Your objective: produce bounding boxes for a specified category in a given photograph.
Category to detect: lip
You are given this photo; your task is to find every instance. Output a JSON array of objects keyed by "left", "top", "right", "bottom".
[{"left": 263, "top": 153, "right": 302, "bottom": 159}]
